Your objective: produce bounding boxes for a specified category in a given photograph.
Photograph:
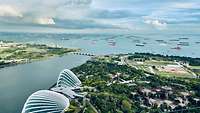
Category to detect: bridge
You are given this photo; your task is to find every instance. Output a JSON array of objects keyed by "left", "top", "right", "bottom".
[{"left": 72, "top": 52, "right": 96, "bottom": 57}]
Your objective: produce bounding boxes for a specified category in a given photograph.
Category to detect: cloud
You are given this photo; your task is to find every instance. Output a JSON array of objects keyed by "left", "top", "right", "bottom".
[
  {"left": 63, "top": 0, "right": 92, "bottom": 7},
  {"left": 89, "top": 9, "right": 139, "bottom": 19},
  {"left": 143, "top": 1, "right": 200, "bottom": 26},
  {"left": 172, "top": 2, "right": 198, "bottom": 9},
  {"left": 0, "top": 0, "right": 200, "bottom": 33},
  {"left": 0, "top": 4, "right": 22, "bottom": 17},
  {"left": 0, "top": 0, "right": 135, "bottom": 30},
  {"left": 53, "top": 19, "right": 115, "bottom": 29},
  {"left": 0, "top": 0, "right": 93, "bottom": 23},
  {"left": 34, "top": 18, "right": 55, "bottom": 25},
  {"left": 144, "top": 19, "right": 167, "bottom": 29}
]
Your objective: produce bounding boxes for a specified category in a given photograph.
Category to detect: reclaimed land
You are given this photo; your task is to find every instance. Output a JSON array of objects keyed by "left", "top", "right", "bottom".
[{"left": 0, "top": 40, "right": 79, "bottom": 68}]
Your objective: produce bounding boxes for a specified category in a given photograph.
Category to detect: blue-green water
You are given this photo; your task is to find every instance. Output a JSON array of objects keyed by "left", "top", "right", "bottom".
[
  {"left": 0, "top": 32, "right": 199, "bottom": 113},
  {"left": 0, "top": 54, "right": 90, "bottom": 113},
  {"left": 0, "top": 32, "right": 199, "bottom": 57}
]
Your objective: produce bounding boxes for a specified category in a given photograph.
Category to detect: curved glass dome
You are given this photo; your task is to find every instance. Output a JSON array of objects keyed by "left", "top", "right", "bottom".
[
  {"left": 57, "top": 69, "right": 81, "bottom": 88},
  {"left": 21, "top": 90, "right": 70, "bottom": 113}
]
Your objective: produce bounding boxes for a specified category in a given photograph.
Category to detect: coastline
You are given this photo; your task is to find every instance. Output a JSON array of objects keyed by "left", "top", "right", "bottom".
[
  {"left": 48, "top": 52, "right": 200, "bottom": 92},
  {"left": 0, "top": 53, "right": 76, "bottom": 70},
  {"left": 0, "top": 53, "right": 90, "bottom": 113},
  {"left": 0, "top": 40, "right": 81, "bottom": 70}
]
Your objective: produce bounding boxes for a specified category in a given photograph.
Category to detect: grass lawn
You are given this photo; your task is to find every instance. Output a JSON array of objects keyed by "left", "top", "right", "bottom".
[
  {"left": 144, "top": 60, "right": 176, "bottom": 66},
  {"left": 191, "top": 66, "right": 200, "bottom": 69},
  {"left": 157, "top": 71, "right": 193, "bottom": 78},
  {"left": 128, "top": 59, "right": 197, "bottom": 78}
]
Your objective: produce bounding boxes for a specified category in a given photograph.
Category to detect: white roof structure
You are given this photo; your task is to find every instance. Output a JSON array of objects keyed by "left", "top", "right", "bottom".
[
  {"left": 22, "top": 69, "right": 84, "bottom": 113},
  {"left": 21, "top": 90, "right": 70, "bottom": 113},
  {"left": 57, "top": 69, "right": 81, "bottom": 88}
]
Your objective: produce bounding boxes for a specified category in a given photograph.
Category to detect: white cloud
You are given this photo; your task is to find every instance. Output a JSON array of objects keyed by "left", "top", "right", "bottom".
[
  {"left": 0, "top": 4, "right": 22, "bottom": 17},
  {"left": 172, "top": 2, "right": 198, "bottom": 9},
  {"left": 0, "top": 0, "right": 93, "bottom": 23},
  {"left": 143, "top": 1, "right": 200, "bottom": 26},
  {"left": 34, "top": 17, "right": 55, "bottom": 25},
  {"left": 0, "top": 0, "right": 199, "bottom": 33},
  {"left": 144, "top": 19, "right": 167, "bottom": 30}
]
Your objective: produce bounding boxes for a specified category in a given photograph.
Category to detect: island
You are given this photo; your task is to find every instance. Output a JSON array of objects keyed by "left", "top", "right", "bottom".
[
  {"left": 0, "top": 40, "right": 79, "bottom": 68},
  {"left": 64, "top": 53, "right": 200, "bottom": 113}
]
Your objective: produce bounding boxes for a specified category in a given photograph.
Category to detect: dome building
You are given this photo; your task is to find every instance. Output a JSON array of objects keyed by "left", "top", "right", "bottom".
[
  {"left": 22, "top": 69, "right": 84, "bottom": 113},
  {"left": 22, "top": 90, "right": 70, "bottom": 113},
  {"left": 57, "top": 69, "right": 81, "bottom": 88}
]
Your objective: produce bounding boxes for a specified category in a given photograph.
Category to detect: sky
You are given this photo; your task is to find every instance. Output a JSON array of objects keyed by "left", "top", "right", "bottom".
[{"left": 0, "top": 0, "right": 200, "bottom": 34}]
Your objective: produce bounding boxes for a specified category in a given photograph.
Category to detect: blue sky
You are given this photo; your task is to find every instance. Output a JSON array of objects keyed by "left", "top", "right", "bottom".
[{"left": 0, "top": 0, "right": 200, "bottom": 33}]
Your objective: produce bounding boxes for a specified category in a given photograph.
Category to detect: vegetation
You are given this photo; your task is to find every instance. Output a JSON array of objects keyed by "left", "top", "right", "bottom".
[
  {"left": 67, "top": 53, "right": 200, "bottom": 113},
  {"left": 0, "top": 41, "right": 78, "bottom": 68},
  {"left": 128, "top": 53, "right": 200, "bottom": 66},
  {"left": 126, "top": 53, "right": 198, "bottom": 78}
]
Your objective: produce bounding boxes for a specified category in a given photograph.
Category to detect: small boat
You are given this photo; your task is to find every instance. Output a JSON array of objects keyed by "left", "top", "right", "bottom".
[
  {"left": 156, "top": 40, "right": 165, "bottom": 42},
  {"left": 144, "top": 38, "right": 150, "bottom": 40},
  {"left": 142, "top": 42, "right": 147, "bottom": 45},
  {"left": 108, "top": 41, "right": 116, "bottom": 46},
  {"left": 195, "top": 42, "right": 200, "bottom": 44},
  {"left": 169, "top": 39, "right": 180, "bottom": 42},
  {"left": 136, "top": 44, "right": 145, "bottom": 47},
  {"left": 171, "top": 46, "right": 181, "bottom": 50},
  {"left": 179, "top": 37, "right": 189, "bottom": 40},
  {"left": 61, "top": 38, "right": 70, "bottom": 40}
]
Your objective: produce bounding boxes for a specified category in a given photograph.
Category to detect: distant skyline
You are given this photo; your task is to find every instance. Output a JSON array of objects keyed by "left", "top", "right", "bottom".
[{"left": 0, "top": 0, "right": 200, "bottom": 34}]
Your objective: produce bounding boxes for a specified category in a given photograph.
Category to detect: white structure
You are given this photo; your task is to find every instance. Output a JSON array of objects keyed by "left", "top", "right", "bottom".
[
  {"left": 53, "top": 69, "right": 84, "bottom": 99},
  {"left": 22, "top": 69, "right": 84, "bottom": 113},
  {"left": 57, "top": 69, "right": 81, "bottom": 88},
  {"left": 22, "top": 90, "right": 70, "bottom": 113}
]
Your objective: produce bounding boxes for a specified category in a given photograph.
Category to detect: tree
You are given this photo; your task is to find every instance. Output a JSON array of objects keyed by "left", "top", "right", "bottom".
[{"left": 121, "top": 100, "right": 132, "bottom": 113}]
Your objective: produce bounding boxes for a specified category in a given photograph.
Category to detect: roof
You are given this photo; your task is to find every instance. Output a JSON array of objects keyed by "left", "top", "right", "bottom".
[
  {"left": 57, "top": 69, "right": 81, "bottom": 88},
  {"left": 21, "top": 90, "right": 70, "bottom": 113}
]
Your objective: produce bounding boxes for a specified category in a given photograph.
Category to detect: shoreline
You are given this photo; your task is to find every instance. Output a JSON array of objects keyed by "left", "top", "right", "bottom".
[
  {"left": 0, "top": 53, "right": 91, "bottom": 113},
  {"left": 48, "top": 52, "right": 200, "bottom": 91},
  {"left": 0, "top": 40, "right": 81, "bottom": 70},
  {"left": 1, "top": 52, "right": 200, "bottom": 71},
  {"left": 0, "top": 53, "right": 75, "bottom": 70}
]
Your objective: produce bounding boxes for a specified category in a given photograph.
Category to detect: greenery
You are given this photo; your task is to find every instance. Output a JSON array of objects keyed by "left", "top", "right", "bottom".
[
  {"left": 128, "top": 53, "right": 200, "bottom": 66},
  {"left": 0, "top": 41, "right": 78, "bottom": 68},
  {"left": 67, "top": 53, "right": 200, "bottom": 113},
  {"left": 127, "top": 53, "right": 198, "bottom": 78}
]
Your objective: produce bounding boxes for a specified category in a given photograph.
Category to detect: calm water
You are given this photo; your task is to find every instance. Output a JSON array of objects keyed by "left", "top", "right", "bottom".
[
  {"left": 0, "top": 54, "right": 90, "bottom": 113},
  {"left": 0, "top": 32, "right": 199, "bottom": 57},
  {"left": 0, "top": 32, "right": 199, "bottom": 113}
]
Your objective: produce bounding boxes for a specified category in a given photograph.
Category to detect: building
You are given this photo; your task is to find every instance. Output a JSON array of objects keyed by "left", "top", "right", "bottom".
[
  {"left": 57, "top": 69, "right": 82, "bottom": 88},
  {"left": 22, "top": 69, "right": 84, "bottom": 113},
  {"left": 22, "top": 90, "right": 70, "bottom": 113}
]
